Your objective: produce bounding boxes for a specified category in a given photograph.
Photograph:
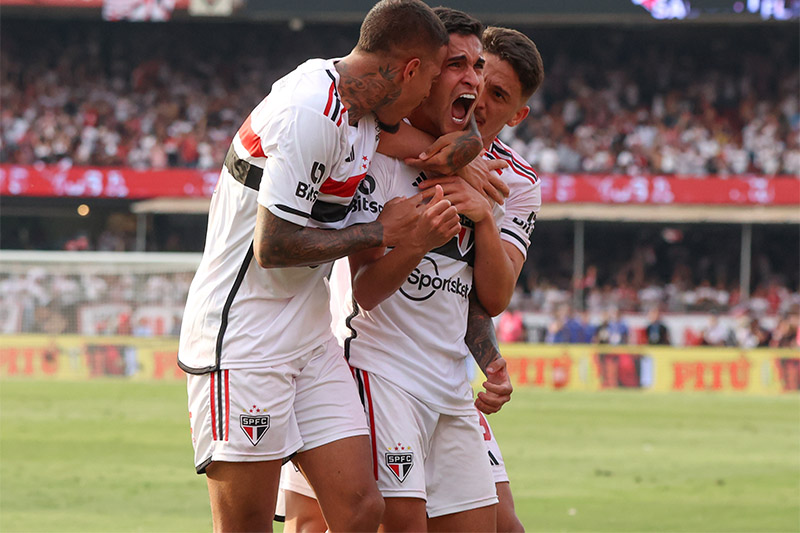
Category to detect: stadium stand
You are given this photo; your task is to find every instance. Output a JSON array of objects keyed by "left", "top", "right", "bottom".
[
  {"left": 1, "top": 21, "right": 797, "bottom": 175},
  {"left": 0, "top": 17, "right": 797, "bottom": 347}
]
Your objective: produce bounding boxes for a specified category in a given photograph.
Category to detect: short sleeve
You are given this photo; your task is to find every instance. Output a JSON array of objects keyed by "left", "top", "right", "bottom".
[
  {"left": 499, "top": 178, "right": 541, "bottom": 259},
  {"left": 257, "top": 106, "right": 342, "bottom": 227}
]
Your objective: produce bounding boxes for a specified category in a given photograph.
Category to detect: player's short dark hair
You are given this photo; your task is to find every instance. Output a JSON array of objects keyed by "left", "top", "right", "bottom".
[
  {"left": 482, "top": 26, "right": 544, "bottom": 100},
  {"left": 357, "top": 0, "right": 449, "bottom": 57},
  {"left": 432, "top": 6, "right": 483, "bottom": 39}
]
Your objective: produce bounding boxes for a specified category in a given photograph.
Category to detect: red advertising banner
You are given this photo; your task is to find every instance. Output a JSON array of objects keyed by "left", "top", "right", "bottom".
[
  {"left": 537, "top": 173, "right": 800, "bottom": 206},
  {"left": 1, "top": 164, "right": 798, "bottom": 205},
  {"left": 0, "top": 165, "right": 219, "bottom": 199}
]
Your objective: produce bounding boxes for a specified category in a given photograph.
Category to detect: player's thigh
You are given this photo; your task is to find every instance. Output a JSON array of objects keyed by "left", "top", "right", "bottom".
[
  {"left": 205, "top": 459, "right": 283, "bottom": 532},
  {"left": 424, "top": 411, "right": 498, "bottom": 519},
  {"left": 352, "top": 369, "right": 437, "bottom": 503},
  {"left": 278, "top": 461, "right": 322, "bottom": 530},
  {"left": 283, "top": 490, "right": 327, "bottom": 533},
  {"left": 294, "top": 435, "right": 382, "bottom": 531},
  {"left": 427, "top": 504, "right": 496, "bottom": 533},
  {"left": 495, "top": 482, "right": 525, "bottom": 533},
  {"left": 293, "top": 339, "right": 369, "bottom": 452},
  {"left": 187, "top": 367, "right": 302, "bottom": 474},
  {"left": 381, "top": 497, "right": 428, "bottom": 533}
]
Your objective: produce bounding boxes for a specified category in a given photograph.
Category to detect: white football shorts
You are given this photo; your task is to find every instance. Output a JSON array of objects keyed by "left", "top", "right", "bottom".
[
  {"left": 356, "top": 368, "right": 497, "bottom": 517},
  {"left": 187, "top": 338, "right": 369, "bottom": 474},
  {"left": 476, "top": 409, "right": 509, "bottom": 484}
]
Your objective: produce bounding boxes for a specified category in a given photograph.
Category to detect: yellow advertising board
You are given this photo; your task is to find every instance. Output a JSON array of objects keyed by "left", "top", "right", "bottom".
[
  {"left": 496, "top": 344, "right": 800, "bottom": 394},
  {"left": 0, "top": 335, "right": 184, "bottom": 381},
  {"left": 1, "top": 335, "right": 798, "bottom": 394}
]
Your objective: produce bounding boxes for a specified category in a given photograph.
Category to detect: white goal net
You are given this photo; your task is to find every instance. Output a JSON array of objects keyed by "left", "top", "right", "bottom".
[{"left": 0, "top": 251, "right": 201, "bottom": 337}]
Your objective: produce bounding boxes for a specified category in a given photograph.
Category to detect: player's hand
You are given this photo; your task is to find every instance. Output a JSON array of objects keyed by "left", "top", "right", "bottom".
[
  {"left": 417, "top": 176, "right": 492, "bottom": 223},
  {"left": 377, "top": 187, "right": 446, "bottom": 247},
  {"left": 475, "top": 357, "right": 513, "bottom": 415},
  {"left": 405, "top": 185, "right": 461, "bottom": 254},
  {"left": 404, "top": 129, "right": 483, "bottom": 176},
  {"left": 457, "top": 157, "right": 510, "bottom": 206}
]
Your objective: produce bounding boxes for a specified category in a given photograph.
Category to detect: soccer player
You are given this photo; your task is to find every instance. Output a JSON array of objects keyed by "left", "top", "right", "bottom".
[
  {"left": 280, "top": 20, "right": 545, "bottom": 533},
  {"left": 456, "top": 25, "right": 546, "bottom": 533},
  {"left": 332, "top": 9, "right": 498, "bottom": 532},
  {"left": 177, "top": 2, "right": 466, "bottom": 531}
]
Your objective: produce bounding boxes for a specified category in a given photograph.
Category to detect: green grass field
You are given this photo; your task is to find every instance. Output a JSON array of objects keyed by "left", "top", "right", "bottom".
[{"left": 1, "top": 380, "right": 798, "bottom": 532}]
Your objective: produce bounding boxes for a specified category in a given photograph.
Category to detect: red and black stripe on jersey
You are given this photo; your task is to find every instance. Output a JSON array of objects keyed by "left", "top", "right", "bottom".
[
  {"left": 223, "top": 141, "right": 359, "bottom": 224},
  {"left": 324, "top": 70, "right": 347, "bottom": 126},
  {"left": 489, "top": 140, "right": 538, "bottom": 184},
  {"left": 237, "top": 114, "right": 267, "bottom": 159}
]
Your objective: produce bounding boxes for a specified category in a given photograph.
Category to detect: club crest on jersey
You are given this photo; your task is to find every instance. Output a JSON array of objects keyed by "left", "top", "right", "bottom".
[
  {"left": 456, "top": 224, "right": 474, "bottom": 256},
  {"left": 240, "top": 411, "right": 270, "bottom": 446},
  {"left": 385, "top": 444, "right": 414, "bottom": 482}
]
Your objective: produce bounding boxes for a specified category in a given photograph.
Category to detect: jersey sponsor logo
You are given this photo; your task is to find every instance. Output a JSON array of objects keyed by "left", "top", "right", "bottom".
[
  {"left": 385, "top": 444, "right": 414, "bottom": 482},
  {"left": 400, "top": 255, "right": 471, "bottom": 302},
  {"left": 347, "top": 175, "right": 382, "bottom": 215},
  {"left": 513, "top": 212, "right": 536, "bottom": 237},
  {"left": 295, "top": 181, "right": 319, "bottom": 202},
  {"left": 310, "top": 161, "right": 326, "bottom": 184},
  {"left": 240, "top": 412, "right": 270, "bottom": 446},
  {"left": 358, "top": 174, "right": 376, "bottom": 195}
]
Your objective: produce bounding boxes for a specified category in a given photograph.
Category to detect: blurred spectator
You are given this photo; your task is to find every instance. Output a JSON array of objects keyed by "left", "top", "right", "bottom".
[
  {"left": 545, "top": 305, "right": 571, "bottom": 344},
  {"left": 734, "top": 315, "right": 771, "bottom": 347},
  {"left": 595, "top": 308, "right": 630, "bottom": 345},
  {"left": 645, "top": 308, "right": 671, "bottom": 345},
  {"left": 701, "top": 314, "right": 732, "bottom": 346},
  {"left": 769, "top": 313, "right": 798, "bottom": 347},
  {"left": 497, "top": 307, "right": 526, "bottom": 343}
]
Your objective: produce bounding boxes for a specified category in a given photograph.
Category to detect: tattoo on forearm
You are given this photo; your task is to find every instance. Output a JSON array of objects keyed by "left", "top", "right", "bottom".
[
  {"left": 466, "top": 292, "right": 501, "bottom": 375},
  {"left": 257, "top": 214, "right": 383, "bottom": 268},
  {"left": 336, "top": 62, "right": 402, "bottom": 124}
]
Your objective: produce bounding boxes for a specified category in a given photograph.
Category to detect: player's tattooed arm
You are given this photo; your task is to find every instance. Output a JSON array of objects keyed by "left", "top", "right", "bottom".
[
  {"left": 466, "top": 291, "right": 513, "bottom": 414},
  {"left": 400, "top": 115, "right": 484, "bottom": 175},
  {"left": 254, "top": 207, "right": 384, "bottom": 268},
  {"left": 336, "top": 62, "right": 402, "bottom": 125},
  {"left": 466, "top": 291, "right": 502, "bottom": 373},
  {"left": 254, "top": 191, "right": 434, "bottom": 268}
]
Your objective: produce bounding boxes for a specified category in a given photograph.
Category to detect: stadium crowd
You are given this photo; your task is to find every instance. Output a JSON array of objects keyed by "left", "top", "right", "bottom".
[
  {"left": 1, "top": 19, "right": 797, "bottom": 348},
  {"left": 2, "top": 21, "right": 798, "bottom": 176}
]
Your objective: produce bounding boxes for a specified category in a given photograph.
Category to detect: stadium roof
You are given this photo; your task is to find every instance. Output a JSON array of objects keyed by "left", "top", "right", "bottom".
[{"left": 131, "top": 198, "right": 800, "bottom": 224}]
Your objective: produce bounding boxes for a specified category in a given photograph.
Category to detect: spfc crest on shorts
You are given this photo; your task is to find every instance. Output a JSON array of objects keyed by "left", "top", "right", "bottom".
[
  {"left": 385, "top": 451, "right": 414, "bottom": 482},
  {"left": 240, "top": 414, "right": 270, "bottom": 446}
]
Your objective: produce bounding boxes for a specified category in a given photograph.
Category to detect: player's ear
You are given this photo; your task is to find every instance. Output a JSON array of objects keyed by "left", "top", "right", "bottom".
[
  {"left": 402, "top": 57, "right": 422, "bottom": 82},
  {"left": 507, "top": 105, "right": 530, "bottom": 128}
]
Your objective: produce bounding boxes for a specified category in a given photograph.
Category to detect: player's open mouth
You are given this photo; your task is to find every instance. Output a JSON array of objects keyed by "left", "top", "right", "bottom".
[{"left": 451, "top": 93, "right": 476, "bottom": 124}]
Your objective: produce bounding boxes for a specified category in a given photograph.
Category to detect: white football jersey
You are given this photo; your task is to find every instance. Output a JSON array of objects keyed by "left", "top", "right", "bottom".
[
  {"left": 179, "top": 58, "right": 380, "bottom": 373},
  {"left": 486, "top": 137, "right": 541, "bottom": 259},
  {"left": 332, "top": 142, "right": 540, "bottom": 415}
]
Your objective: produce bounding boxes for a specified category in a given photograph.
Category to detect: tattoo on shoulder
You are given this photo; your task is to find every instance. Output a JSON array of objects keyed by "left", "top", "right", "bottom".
[{"left": 337, "top": 62, "right": 402, "bottom": 125}]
